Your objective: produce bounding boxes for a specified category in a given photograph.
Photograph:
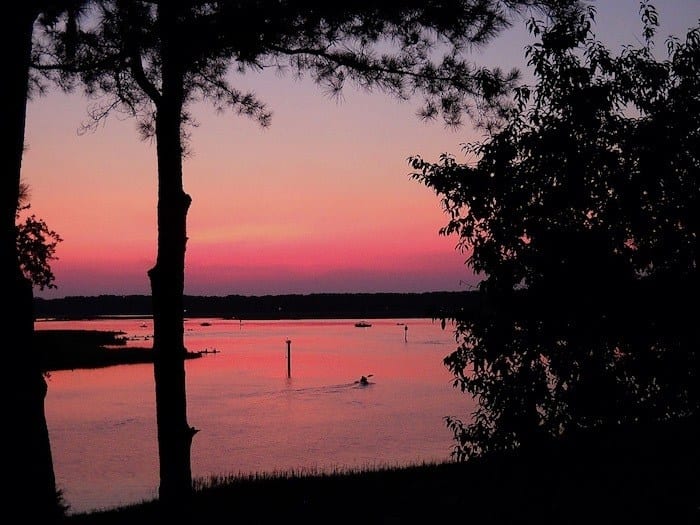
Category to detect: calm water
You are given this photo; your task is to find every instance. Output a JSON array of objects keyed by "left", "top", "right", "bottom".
[{"left": 39, "top": 317, "right": 473, "bottom": 514}]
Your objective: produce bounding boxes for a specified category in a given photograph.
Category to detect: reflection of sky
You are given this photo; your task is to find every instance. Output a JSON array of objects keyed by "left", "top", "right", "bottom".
[
  {"left": 44, "top": 318, "right": 468, "bottom": 514},
  {"left": 24, "top": 1, "right": 699, "bottom": 298}
]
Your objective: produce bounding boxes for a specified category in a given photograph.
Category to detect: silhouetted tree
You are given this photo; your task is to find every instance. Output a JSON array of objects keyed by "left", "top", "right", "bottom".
[
  {"left": 412, "top": 2, "right": 699, "bottom": 458},
  {"left": 1, "top": 3, "right": 82, "bottom": 521},
  {"left": 17, "top": 182, "right": 63, "bottom": 291},
  {"left": 39, "top": 0, "right": 567, "bottom": 516}
]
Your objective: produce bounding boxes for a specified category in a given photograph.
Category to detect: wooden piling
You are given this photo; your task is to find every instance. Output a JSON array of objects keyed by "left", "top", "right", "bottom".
[{"left": 286, "top": 339, "right": 292, "bottom": 378}]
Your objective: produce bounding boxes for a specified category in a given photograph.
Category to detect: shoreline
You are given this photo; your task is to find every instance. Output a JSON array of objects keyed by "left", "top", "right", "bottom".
[
  {"left": 35, "top": 329, "right": 202, "bottom": 371},
  {"left": 33, "top": 291, "right": 479, "bottom": 321}
]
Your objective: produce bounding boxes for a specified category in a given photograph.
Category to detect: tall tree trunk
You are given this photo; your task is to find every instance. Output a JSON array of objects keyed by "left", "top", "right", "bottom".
[
  {"left": 1, "top": 4, "right": 60, "bottom": 521},
  {"left": 149, "top": 3, "right": 196, "bottom": 519}
]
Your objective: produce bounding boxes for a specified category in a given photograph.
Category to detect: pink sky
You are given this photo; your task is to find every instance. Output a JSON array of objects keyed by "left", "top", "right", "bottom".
[{"left": 22, "top": 0, "right": 699, "bottom": 298}]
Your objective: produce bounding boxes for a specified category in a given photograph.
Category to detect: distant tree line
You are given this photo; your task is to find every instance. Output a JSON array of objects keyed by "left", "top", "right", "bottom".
[{"left": 34, "top": 291, "right": 481, "bottom": 320}]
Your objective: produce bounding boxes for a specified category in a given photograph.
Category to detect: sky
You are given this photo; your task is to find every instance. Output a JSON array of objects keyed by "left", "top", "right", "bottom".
[{"left": 22, "top": 0, "right": 700, "bottom": 298}]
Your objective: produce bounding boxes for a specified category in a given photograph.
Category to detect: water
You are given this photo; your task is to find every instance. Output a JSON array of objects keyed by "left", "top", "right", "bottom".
[{"left": 40, "top": 317, "right": 473, "bottom": 514}]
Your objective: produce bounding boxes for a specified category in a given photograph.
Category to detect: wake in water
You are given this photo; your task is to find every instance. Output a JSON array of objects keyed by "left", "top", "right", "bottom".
[
  {"left": 290, "top": 375, "right": 375, "bottom": 395},
  {"left": 230, "top": 375, "right": 376, "bottom": 400}
]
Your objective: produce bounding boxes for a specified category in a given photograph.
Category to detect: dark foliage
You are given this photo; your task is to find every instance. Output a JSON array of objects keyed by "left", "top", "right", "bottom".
[
  {"left": 16, "top": 203, "right": 62, "bottom": 290},
  {"left": 35, "top": 1, "right": 543, "bottom": 133},
  {"left": 412, "top": 2, "right": 699, "bottom": 458}
]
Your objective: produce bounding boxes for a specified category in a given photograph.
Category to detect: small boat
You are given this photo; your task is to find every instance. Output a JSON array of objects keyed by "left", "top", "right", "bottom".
[
  {"left": 356, "top": 374, "right": 373, "bottom": 385},
  {"left": 354, "top": 321, "right": 372, "bottom": 327}
]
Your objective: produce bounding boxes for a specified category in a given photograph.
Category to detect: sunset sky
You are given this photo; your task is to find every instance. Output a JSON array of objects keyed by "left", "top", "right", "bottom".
[{"left": 22, "top": 0, "right": 699, "bottom": 298}]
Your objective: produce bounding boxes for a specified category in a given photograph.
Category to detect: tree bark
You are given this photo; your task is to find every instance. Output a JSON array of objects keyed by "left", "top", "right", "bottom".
[
  {"left": 2, "top": 3, "right": 60, "bottom": 521},
  {"left": 149, "top": 3, "right": 196, "bottom": 519}
]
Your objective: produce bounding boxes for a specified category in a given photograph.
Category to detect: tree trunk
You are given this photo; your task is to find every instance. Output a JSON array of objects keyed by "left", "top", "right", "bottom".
[
  {"left": 149, "top": 3, "right": 196, "bottom": 519},
  {"left": 1, "top": 4, "right": 60, "bottom": 521}
]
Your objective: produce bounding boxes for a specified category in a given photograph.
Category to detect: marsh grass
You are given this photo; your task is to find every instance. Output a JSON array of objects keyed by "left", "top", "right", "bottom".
[{"left": 64, "top": 417, "right": 698, "bottom": 524}]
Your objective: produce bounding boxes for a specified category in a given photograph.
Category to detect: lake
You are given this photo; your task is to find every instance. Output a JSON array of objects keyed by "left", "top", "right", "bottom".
[{"left": 39, "top": 317, "right": 473, "bottom": 514}]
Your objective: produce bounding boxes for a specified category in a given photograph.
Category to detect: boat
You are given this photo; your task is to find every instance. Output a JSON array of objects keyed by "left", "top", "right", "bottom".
[
  {"left": 356, "top": 374, "right": 373, "bottom": 385},
  {"left": 354, "top": 321, "right": 372, "bottom": 327}
]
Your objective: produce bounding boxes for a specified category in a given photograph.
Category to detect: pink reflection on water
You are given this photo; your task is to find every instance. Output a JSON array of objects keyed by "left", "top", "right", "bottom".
[{"left": 43, "top": 318, "right": 472, "bottom": 514}]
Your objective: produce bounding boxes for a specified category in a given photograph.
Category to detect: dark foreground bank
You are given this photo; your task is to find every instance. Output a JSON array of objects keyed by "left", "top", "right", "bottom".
[{"left": 64, "top": 417, "right": 698, "bottom": 525}]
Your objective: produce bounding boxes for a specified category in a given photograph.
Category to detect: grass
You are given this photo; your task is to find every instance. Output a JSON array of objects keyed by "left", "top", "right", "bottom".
[{"left": 63, "top": 417, "right": 699, "bottom": 524}]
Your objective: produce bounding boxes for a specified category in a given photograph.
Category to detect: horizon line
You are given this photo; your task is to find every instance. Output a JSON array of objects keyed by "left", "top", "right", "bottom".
[{"left": 35, "top": 289, "right": 477, "bottom": 300}]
